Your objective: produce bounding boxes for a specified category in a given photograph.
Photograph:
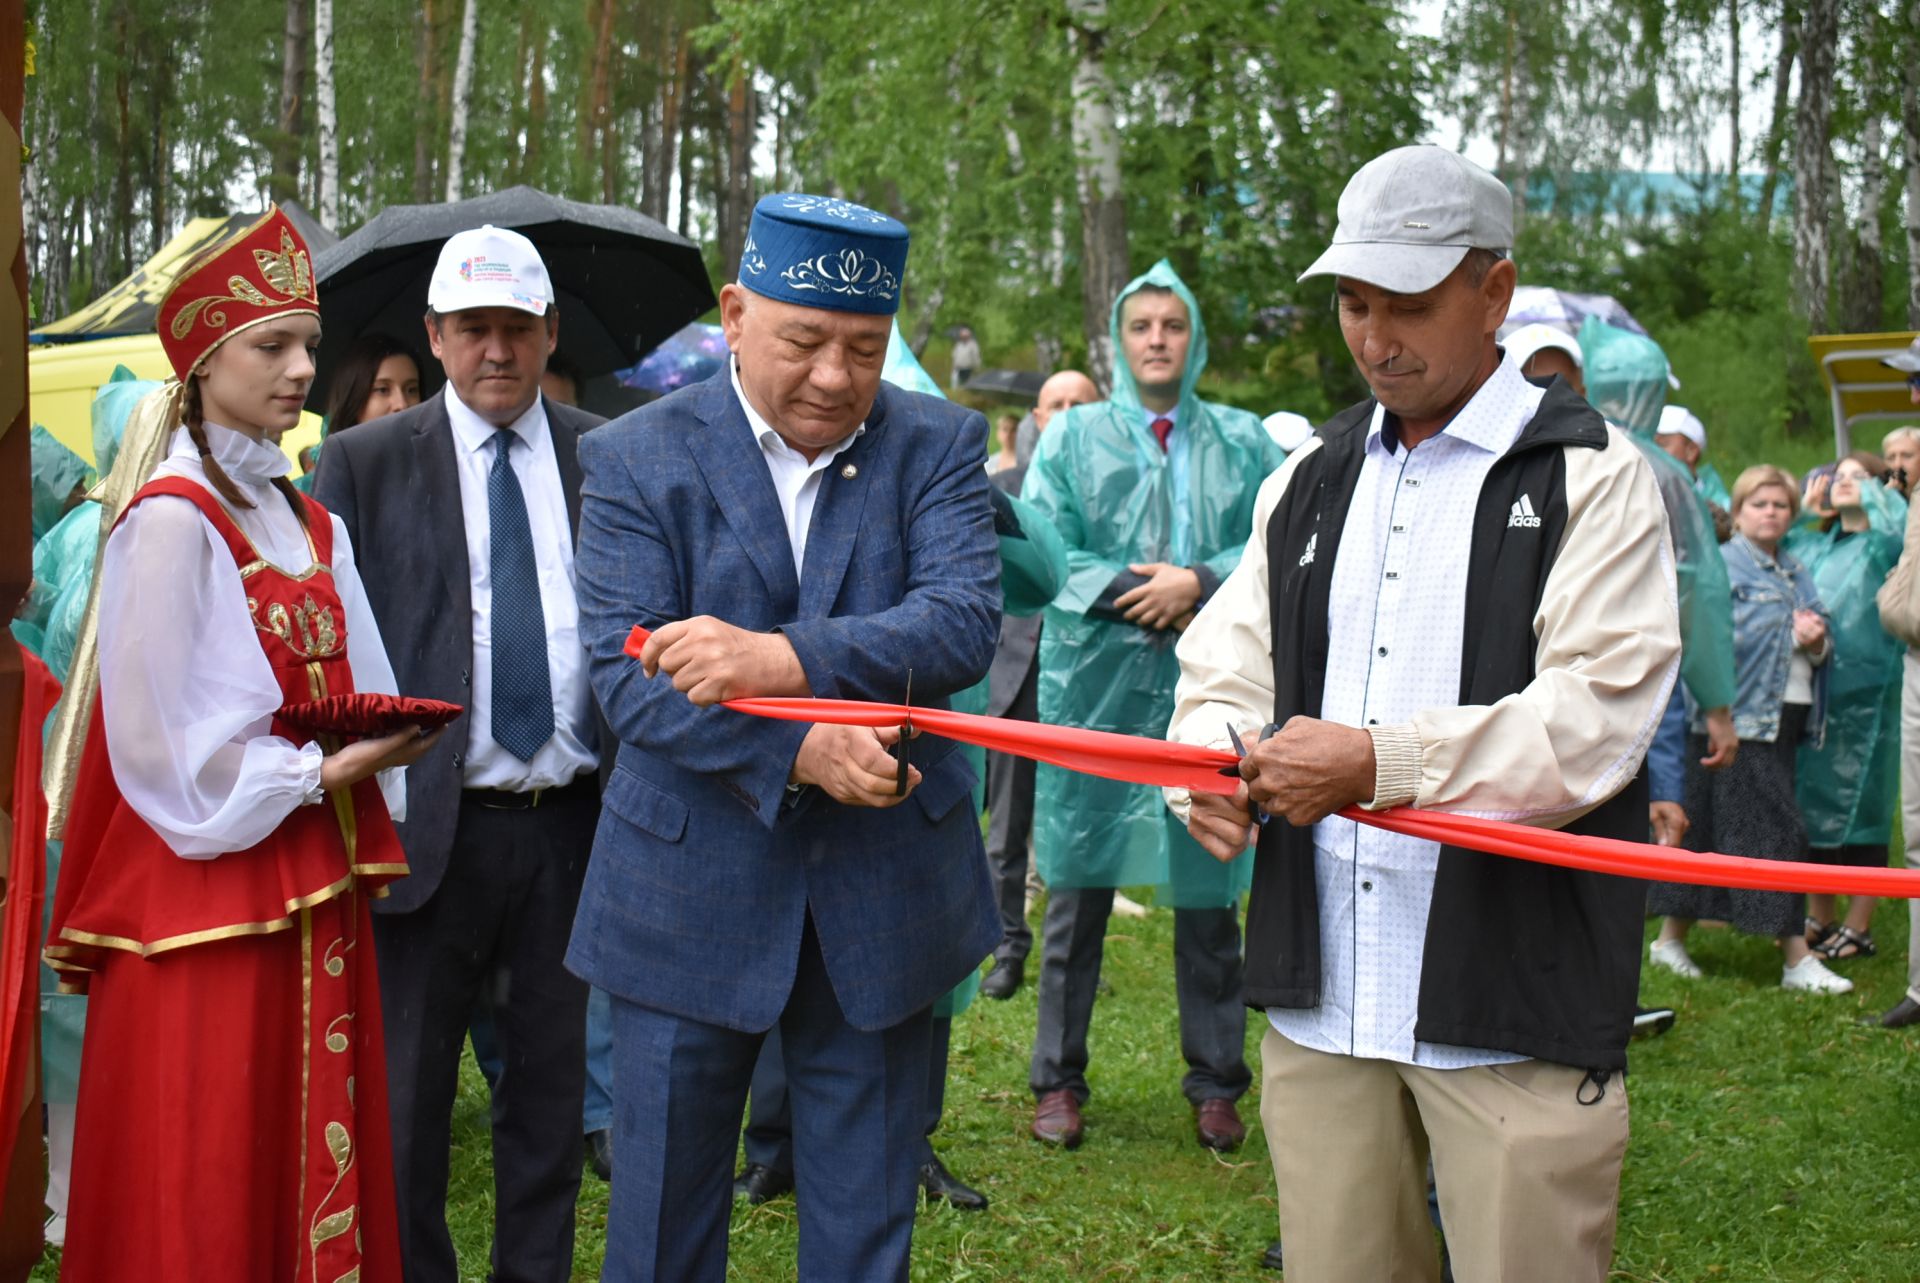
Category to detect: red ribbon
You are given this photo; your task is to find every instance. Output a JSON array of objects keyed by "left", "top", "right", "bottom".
[{"left": 625, "top": 624, "right": 1920, "bottom": 897}]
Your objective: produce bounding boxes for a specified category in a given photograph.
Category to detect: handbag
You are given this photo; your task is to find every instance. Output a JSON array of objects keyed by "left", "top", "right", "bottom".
[{"left": 1877, "top": 499, "right": 1920, "bottom": 647}]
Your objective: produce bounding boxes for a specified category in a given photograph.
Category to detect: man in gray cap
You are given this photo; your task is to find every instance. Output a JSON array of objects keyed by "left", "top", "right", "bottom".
[{"left": 1165, "top": 145, "right": 1679, "bottom": 1282}]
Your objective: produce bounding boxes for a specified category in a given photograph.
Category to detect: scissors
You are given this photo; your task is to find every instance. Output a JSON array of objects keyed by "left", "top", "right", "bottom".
[
  {"left": 1221, "top": 722, "right": 1280, "bottom": 826},
  {"left": 893, "top": 669, "right": 914, "bottom": 797}
]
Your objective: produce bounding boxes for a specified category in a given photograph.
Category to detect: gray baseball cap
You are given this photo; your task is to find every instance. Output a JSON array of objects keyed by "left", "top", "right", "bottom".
[
  {"left": 1882, "top": 336, "right": 1920, "bottom": 373},
  {"left": 1299, "top": 145, "right": 1515, "bottom": 294}
]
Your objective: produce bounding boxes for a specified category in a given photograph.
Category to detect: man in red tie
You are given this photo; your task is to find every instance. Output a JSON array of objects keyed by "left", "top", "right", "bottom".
[{"left": 1019, "top": 259, "right": 1286, "bottom": 1152}]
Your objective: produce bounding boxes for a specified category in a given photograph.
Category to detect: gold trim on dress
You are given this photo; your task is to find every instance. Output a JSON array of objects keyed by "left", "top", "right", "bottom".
[
  {"left": 51, "top": 871, "right": 363, "bottom": 960},
  {"left": 240, "top": 559, "right": 324, "bottom": 582},
  {"left": 297, "top": 906, "right": 313, "bottom": 1282}
]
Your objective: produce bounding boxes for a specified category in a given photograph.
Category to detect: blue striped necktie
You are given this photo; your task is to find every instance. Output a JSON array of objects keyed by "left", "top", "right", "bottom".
[{"left": 487, "top": 430, "right": 555, "bottom": 761}]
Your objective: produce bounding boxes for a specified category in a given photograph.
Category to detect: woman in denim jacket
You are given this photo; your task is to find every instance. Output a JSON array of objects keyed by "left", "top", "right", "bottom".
[{"left": 1649, "top": 465, "right": 1850, "bottom": 992}]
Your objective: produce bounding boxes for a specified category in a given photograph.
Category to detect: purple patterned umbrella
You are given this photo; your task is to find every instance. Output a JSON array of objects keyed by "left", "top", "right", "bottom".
[{"left": 617, "top": 322, "right": 729, "bottom": 394}]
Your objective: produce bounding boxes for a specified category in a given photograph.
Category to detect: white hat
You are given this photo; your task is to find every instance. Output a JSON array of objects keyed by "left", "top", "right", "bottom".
[
  {"left": 1883, "top": 336, "right": 1920, "bottom": 373},
  {"left": 1657, "top": 405, "right": 1707, "bottom": 450},
  {"left": 1299, "top": 146, "right": 1514, "bottom": 294},
  {"left": 1262, "top": 411, "right": 1314, "bottom": 453},
  {"left": 1503, "top": 323, "right": 1583, "bottom": 373},
  {"left": 428, "top": 225, "right": 553, "bottom": 316}
]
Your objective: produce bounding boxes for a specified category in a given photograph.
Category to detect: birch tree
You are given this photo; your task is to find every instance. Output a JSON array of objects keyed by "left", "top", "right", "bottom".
[
  {"left": 444, "top": 0, "right": 478, "bottom": 200},
  {"left": 315, "top": 0, "right": 339, "bottom": 230}
]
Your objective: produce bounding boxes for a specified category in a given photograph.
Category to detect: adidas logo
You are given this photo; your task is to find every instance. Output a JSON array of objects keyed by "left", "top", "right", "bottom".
[
  {"left": 1507, "top": 494, "right": 1541, "bottom": 529},
  {"left": 1298, "top": 533, "right": 1317, "bottom": 567}
]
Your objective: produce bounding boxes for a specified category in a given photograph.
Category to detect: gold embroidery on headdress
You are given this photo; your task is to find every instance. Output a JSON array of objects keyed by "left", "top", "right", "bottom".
[{"left": 169, "top": 229, "right": 318, "bottom": 340}]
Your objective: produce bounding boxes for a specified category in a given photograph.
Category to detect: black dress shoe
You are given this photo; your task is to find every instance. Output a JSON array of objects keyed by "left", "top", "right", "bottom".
[
  {"left": 732, "top": 1162, "right": 795, "bottom": 1205},
  {"left": 981, "top": 957, "right": 1024, "bottom": 1000},
  {"left": 919, "top": 1154, "right": 989, "bottom": 1211},
  {"left": 1880, "top": 995, "right": 1920, "bottom": 1028},
  {"left": 584, "top": 1129, "right": 613, "bottom": 1181},
  {"left": 1260, "top": 1240, "right": 1283, "bottom": 1271}
]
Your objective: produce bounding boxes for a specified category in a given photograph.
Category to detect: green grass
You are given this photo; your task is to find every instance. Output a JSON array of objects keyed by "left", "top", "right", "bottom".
[{"left": 30, "top": 893, "right": 1920, "bottom": 1281}]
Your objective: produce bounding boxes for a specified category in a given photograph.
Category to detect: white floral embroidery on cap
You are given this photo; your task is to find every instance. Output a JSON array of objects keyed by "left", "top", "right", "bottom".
[
  {"left": 780, "top": 195, "right": 892, "bottom": 225},
  {"left": 740, "top": 231, "right": 768, "bottom": 277},
  {"left": 778, "top": 248, "right": 900, "bottom": 301}
]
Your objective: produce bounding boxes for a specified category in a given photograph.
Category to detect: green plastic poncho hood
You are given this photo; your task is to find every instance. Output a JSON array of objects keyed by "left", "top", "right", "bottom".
[
  {"left": 1580, "top": 318, "right": 1668, "bottom": 436},
  {"left": 1108, "top": 259, "right": 1210, "bottom": 419}
]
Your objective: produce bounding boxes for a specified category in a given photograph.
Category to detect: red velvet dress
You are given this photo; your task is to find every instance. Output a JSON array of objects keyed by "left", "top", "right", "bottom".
[{"left": 47, "top": 478, "right": 409, "bottom": 1283}]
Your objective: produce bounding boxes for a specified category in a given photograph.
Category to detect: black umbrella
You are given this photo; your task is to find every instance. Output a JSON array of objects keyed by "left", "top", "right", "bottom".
[
  {"left": 960, "top": 368, "right": 1048, "bottom": 402},
  {"left": 306, "top": 185, "right": 715, "bottom": 410}
]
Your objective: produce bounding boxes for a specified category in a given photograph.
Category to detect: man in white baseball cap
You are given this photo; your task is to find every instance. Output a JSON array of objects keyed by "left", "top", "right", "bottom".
[
  {"left": 313, "top": 223, "right": 607, "bottom": 1283},
  {"left": 1503, "top": 321, "right": 1586, "bottom": 394},
  {"left": 1168, "top": 143, "right": 1675, "bottom": 1283}
]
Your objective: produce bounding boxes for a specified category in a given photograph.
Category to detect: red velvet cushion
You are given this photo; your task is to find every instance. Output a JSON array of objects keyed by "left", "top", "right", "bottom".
[{"left": 277, "top": 694, "right": 464, "bottom": 740}]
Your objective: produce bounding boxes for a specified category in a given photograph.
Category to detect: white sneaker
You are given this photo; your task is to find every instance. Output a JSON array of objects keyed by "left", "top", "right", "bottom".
[
  {"left": 1782, "top": 954, "right": 1854, "bottom": 994},
  {"left": 1649, "top": 938, "right": 1703, "bottom": 978}
]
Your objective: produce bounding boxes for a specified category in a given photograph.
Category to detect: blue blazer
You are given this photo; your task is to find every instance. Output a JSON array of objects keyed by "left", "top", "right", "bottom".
[{"left": 565, "top": 367, "right": 1003, "bottom": 1033}]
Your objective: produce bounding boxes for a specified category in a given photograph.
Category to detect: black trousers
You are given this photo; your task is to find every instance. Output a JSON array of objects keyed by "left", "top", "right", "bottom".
[
  {"left": 373, "top": 785, "right": 595, "bottom": 1283},
  {"left": 984, "top": 657, "right": 1040, "bottom": 963}
]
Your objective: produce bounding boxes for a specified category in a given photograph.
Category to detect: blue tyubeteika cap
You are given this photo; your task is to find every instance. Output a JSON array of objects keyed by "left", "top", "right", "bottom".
[{"left": 737, "top": 193, "right": 909, "bottom": 316}]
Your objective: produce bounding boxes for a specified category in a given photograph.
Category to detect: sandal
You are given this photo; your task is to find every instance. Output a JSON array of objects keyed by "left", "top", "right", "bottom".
[
  {"left": 1819, "top": 925, "right": 1877, "bottom": 960},
  {"left": 1804, "top": 916, "right": 1838, "bottom": 951}
]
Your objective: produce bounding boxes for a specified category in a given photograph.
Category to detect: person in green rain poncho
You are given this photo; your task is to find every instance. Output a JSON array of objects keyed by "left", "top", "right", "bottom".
[
  {"left": 28, "top": 425, "right": 91, "bottom": 541},
  {"left": 15, "top": 370, "right": 161, "bottom": 679},
  {"left": 731, "top": 325, "right": 1070, "bottom": 1213},
  {"left": 18, "top": 366, "right": 159, "bottom": 1246},
  {"left": 1580, "top": 320, "right": 1740, "bottom": 769},
  {"left": 14, "top": 425, "right": 93, "bottom": 655},
  {"left": 1787, "top": 452, "right": 1907, "bottom": 960},
  {"left": 1020, "top": 260, "right": 1285, "bottom": 1152}
]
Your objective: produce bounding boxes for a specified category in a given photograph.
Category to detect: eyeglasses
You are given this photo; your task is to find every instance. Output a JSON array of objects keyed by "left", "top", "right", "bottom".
[{"left": 1907, "top": 372, "right": 1920, "bottom": 391}]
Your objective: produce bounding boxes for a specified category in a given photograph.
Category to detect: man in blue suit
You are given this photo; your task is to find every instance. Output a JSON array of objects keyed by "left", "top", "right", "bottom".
[{"left": 565, "top": 194, "right": 1002, "bottom": 1282}]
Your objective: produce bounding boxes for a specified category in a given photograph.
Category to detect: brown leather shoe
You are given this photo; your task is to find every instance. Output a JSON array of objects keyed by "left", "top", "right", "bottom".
[
  {"left": 1031, "top": 1089, "right": 1084, "bottom": 1148},
  {"left": 1195, "top": 1098, "right": 1246, "bottom": 1151}
]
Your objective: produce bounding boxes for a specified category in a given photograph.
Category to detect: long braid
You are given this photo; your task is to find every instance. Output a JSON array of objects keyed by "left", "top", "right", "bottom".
[
  {"left": 181, "top": 378, "right": 254, "bottom": 511},
  {"left": 181, "top": 376, "right": 311, "bottom": 530}
]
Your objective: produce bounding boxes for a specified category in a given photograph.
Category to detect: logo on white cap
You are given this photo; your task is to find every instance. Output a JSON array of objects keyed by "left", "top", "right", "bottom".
[{"left": 429, "top": 225, "right": 554, "bottom": 317}]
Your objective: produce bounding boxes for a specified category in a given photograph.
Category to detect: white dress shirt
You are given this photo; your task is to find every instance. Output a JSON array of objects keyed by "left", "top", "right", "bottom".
[
  {"left": 444, "top": 386, "right": 598, "bottom": 790},
  {"left": 731, "top": 359, "right": 863, "bottom": 576},
  {"left": 98, "top": 422, "right": 405, "bottom": 857},
  {"left": 1266, "top": 356, "right": 1545, "bottom": 1069}
]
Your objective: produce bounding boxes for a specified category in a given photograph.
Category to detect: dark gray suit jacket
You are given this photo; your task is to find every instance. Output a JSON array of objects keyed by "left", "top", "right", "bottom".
[
  {"left": 986, "top": 464, "right": 1041, "bottom": 718},
  {"left": 311, "top": 388, "right": 605, "bottom": 913}
]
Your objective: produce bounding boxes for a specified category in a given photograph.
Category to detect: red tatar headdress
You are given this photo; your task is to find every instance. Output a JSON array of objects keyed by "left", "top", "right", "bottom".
[{"left": 156, "top": 206, "right": 320, "bottom": 381}]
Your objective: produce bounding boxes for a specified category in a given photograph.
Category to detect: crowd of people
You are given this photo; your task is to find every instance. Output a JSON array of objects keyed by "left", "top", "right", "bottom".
[{"left": 8, "top": 141, "right": 1920, "bottom": 1283}]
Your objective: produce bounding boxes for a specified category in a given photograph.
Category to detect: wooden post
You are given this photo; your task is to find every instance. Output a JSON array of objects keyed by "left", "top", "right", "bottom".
[{"left": 0, "top": 0, "right": 46, "bottom": 1276}]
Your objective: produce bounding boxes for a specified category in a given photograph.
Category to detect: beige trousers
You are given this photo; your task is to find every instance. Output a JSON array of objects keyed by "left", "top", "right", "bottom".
[
  {"left": 1900, "top": 652, "right": 1920, "bottom": 1003},
  {"left": 1260, "top": 1026, "right": 1629, "bottom": 1283}
]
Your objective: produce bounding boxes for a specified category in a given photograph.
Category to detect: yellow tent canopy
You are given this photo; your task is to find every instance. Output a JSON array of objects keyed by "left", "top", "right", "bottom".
[
  {"left": 29, "top": 204, "right": 335, "bottom": 471},
  {"left": 33, "top": 203, "right": 335, "bottom": 342},
  {"left": 1810, "top": 330, "right": 1920, "bottom": 458},
  {"left": 29, "top": 335, "right": 324, "bottom": 472}
]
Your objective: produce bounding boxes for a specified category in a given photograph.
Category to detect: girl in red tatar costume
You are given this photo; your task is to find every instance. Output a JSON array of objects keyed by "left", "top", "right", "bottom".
[{"left": 44, "top": 208, "right": 440, "bottom": 1283}]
